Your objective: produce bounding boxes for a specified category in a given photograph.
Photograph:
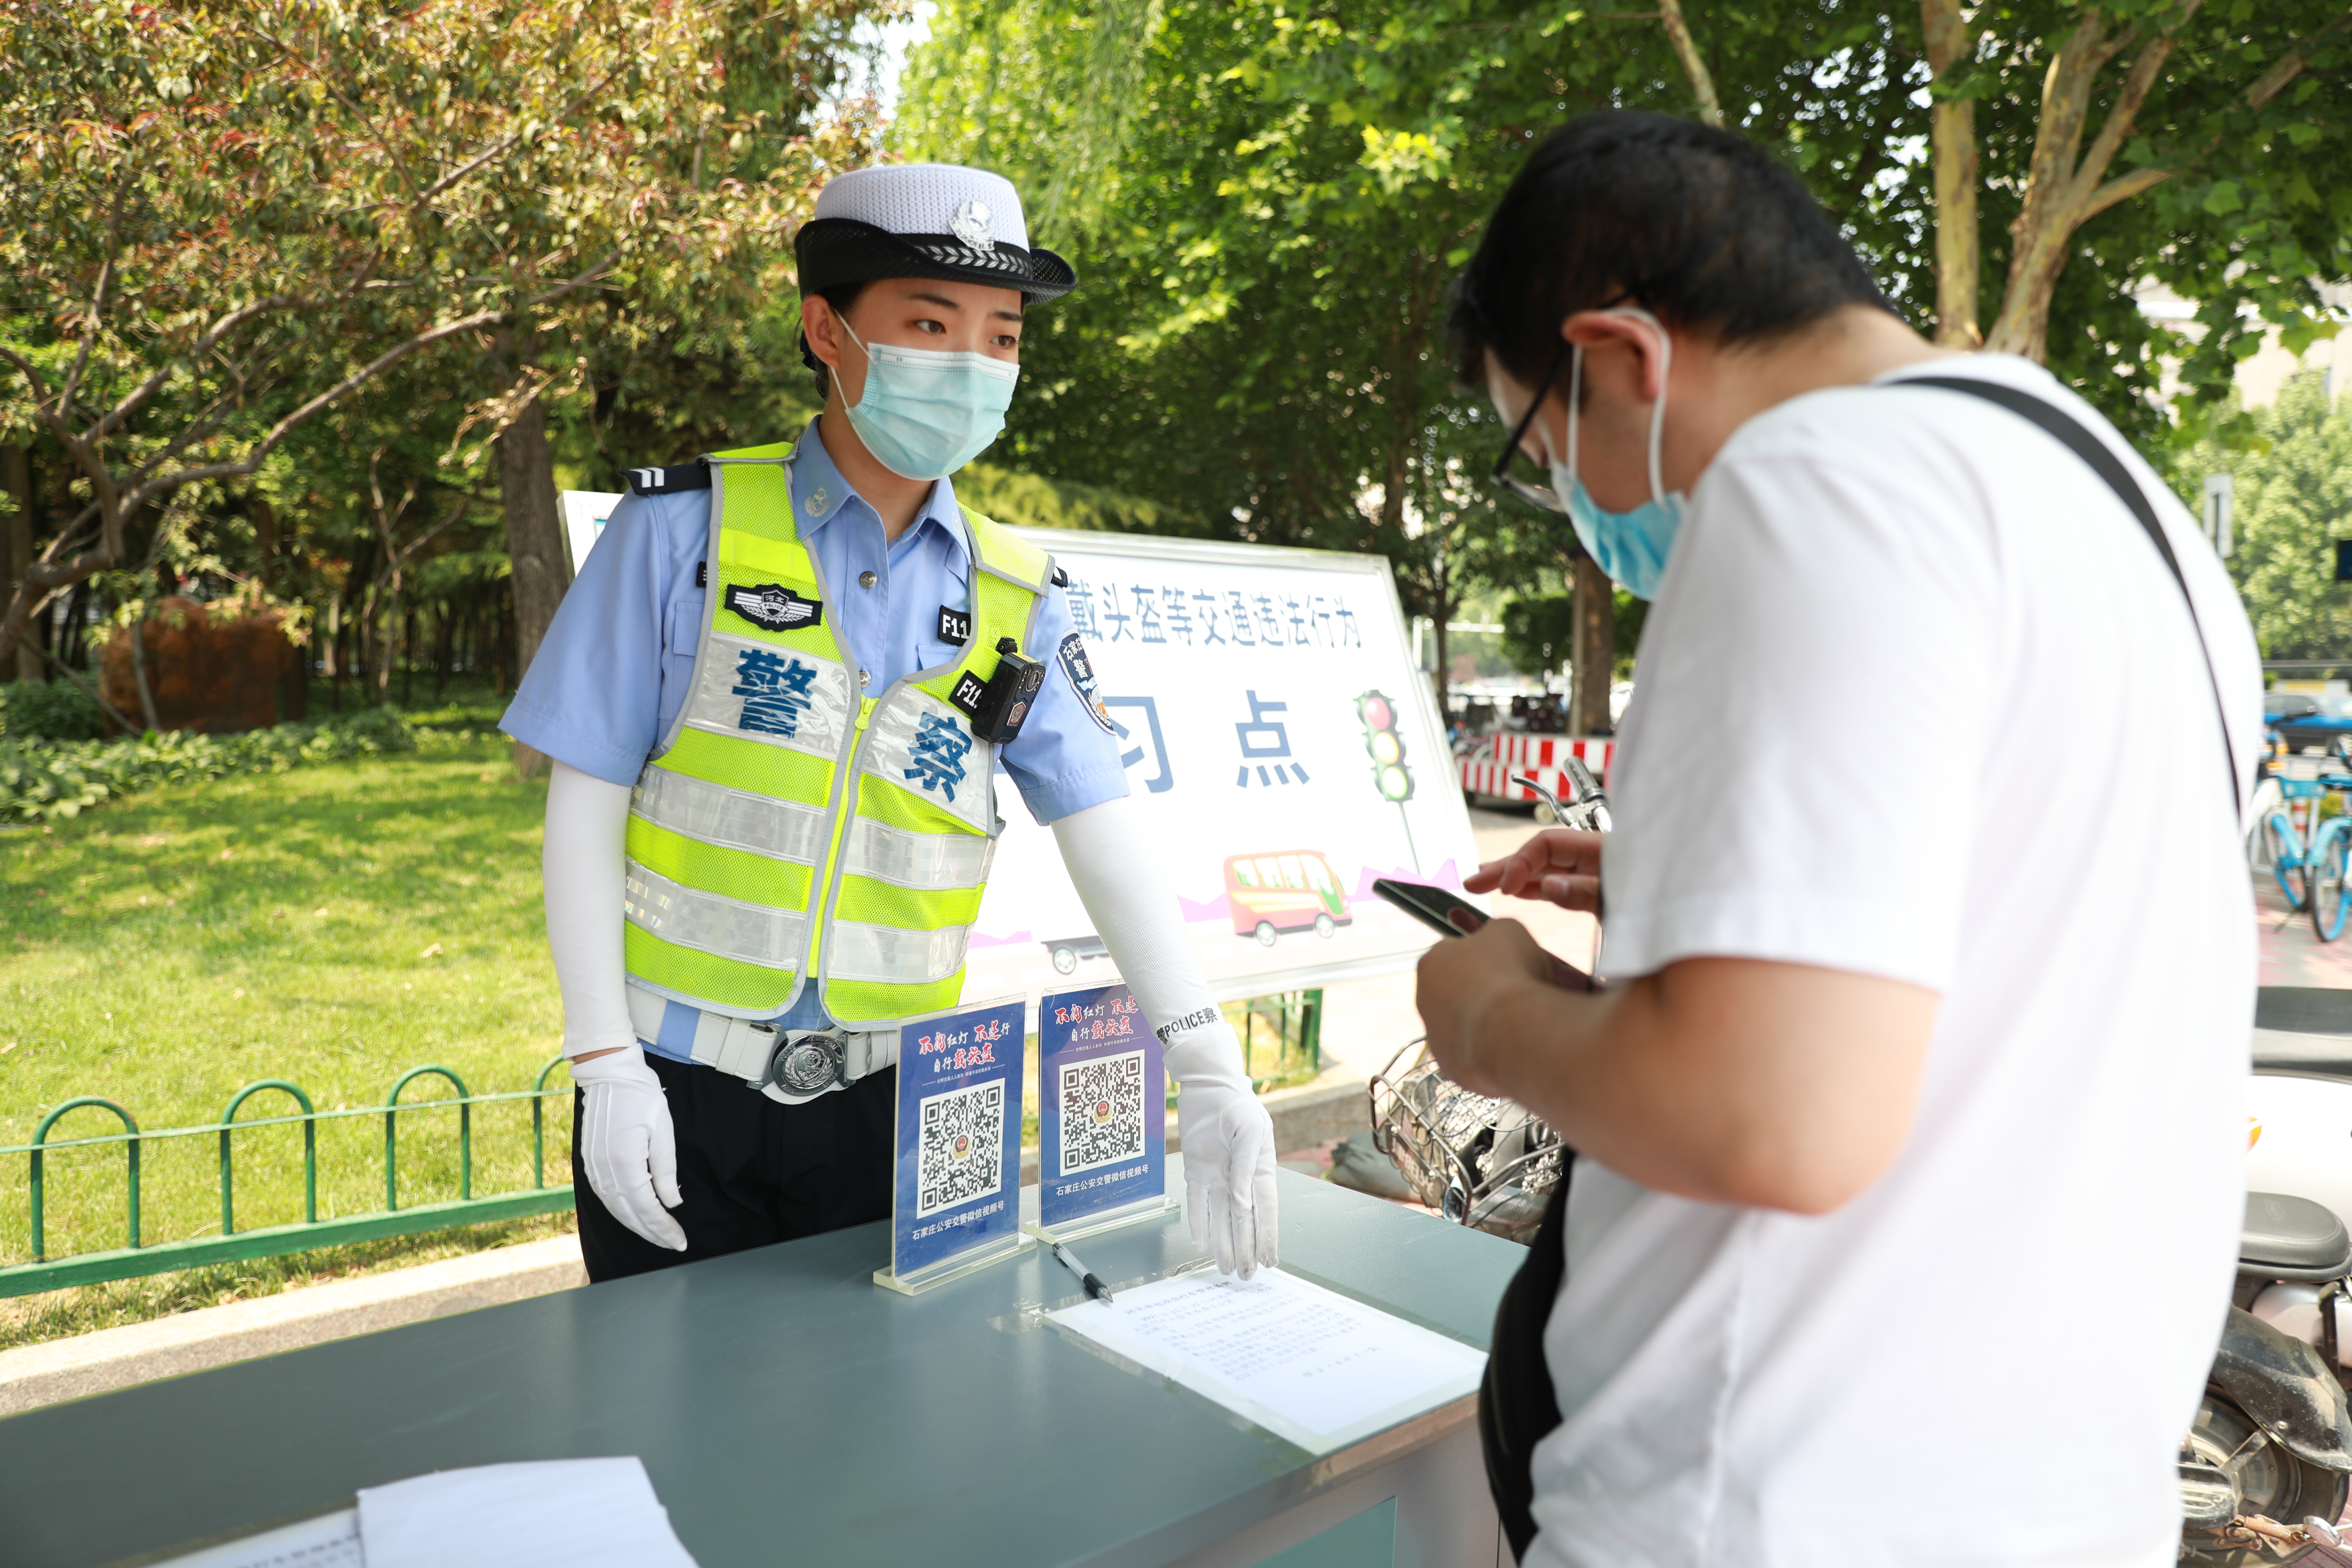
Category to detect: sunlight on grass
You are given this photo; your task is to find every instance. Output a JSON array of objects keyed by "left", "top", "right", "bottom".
[{"left": 0, "top": 736, "right": 573, "bottom": 1271}]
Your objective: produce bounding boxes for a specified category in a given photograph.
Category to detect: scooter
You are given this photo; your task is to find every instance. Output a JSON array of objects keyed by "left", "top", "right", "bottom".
[{"left": 2204, "top": 988, "right": 2352, "bottom": 1562}]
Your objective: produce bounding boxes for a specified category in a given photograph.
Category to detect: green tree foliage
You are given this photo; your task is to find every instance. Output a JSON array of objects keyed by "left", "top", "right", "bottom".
[
  {"left": 1501, "top": 588, "right": 1649, "bottom": 680},
  {"left": 895, "top": 0, "right": 2350, "bottom": 649},
  {"left": 2176, "top": 375, "right": 2352, "bottom": 660},
  {"left": 1, "top": 0, "right": 889, "bottom": 713}
]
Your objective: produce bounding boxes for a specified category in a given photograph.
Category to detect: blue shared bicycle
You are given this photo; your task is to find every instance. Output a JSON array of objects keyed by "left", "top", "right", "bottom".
[{"left": 2276, "top": 735, "right": 2352, "bottom": 940}]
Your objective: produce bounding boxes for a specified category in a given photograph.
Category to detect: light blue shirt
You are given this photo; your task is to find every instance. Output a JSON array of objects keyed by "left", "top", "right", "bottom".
[{"left": 500, "top": 419, "right": 1128, "bottom": 1054}]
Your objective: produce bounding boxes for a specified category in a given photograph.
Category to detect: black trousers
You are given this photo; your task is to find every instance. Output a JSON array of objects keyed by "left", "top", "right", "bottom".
[{"left": 572, "top": 1053, "right": 896, "bottom": 1283}]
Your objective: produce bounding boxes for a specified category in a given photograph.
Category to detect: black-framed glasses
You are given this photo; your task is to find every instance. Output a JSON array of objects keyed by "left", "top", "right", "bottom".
[{"left": 1489, "top": 342, "right": 1573, "bottom": 515}]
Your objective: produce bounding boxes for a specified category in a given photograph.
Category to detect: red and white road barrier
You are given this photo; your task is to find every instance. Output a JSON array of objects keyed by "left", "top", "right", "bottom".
[{"left": 1458, "top": 734, "right": 1614, "bottom": 804}]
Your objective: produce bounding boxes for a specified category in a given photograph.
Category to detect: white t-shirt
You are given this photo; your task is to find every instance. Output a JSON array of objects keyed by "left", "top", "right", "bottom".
[{"left": 1526, "top": 354, "right": 2262, "bottom": 1567}]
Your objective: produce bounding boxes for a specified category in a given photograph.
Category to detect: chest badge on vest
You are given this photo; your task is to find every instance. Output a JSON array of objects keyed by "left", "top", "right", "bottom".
[
  {"left": 937, "top": 606, "right": 972, "bottom": 645},
  {"left": 724, "top": 583, "right": 823, "bottom": 632},
  {"left": 1057, "top": 632, "right": 1116, "bottom": 735}
]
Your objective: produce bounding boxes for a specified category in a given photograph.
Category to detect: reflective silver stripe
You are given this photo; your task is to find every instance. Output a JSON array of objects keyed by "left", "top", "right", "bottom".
[
  {"left": 840, "top": 817, "right": 995, "bottom": 891},
  {"left": 680, "top": 630, "right": 855, "bottom": 761},
  {"left": 632, "top": 766, "right": 826, "bottom": 865},
  {"left": 624, "top": 862, "right": 807, "bottom": 969},
  {"left": 825, "top": 919, "right": 971, "bottom": 985}
]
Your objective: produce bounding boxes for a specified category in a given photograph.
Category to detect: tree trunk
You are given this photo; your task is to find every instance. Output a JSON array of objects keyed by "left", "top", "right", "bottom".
[
  {"left": 251, "top": 495, "right": 278, "bottom": 593},
  {"left": 1570, "top": 554, "right": 1615, "bottom": 736},
  {"left": 127, "top": 615, "right": 163, "bottom": 733},
  {"left": 1657, "top": 0, "right": 1726, "bottom": 127},
  {"left": 1, "top": 444, "right": 36, "bottom": 682},
  {"left": 1431, "top": 557, "right": 1451, "bottom": 723},
  {"left": 1983, "top": 8, "right": 2188, "bottom": 361},
  {"left": 499, "top": 384, "right": 567, "bottom": 777},
  {"left": 1920, "top": 0, "right": 1982, "bottom": 349}
]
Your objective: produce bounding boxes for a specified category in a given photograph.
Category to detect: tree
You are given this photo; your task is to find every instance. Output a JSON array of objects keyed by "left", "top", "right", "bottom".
[
  {"left": 1, "top": 0, "right": 882, "bottom": 737},
  {"left": 2175, "top": 374, "right": 2352, "bottom": 660},
  {"left": 897, "top": 0, "right": 1573, "bottom": 704},
  {"left": 1915, "top": 0, "right": 2351, "bottom": 376}
]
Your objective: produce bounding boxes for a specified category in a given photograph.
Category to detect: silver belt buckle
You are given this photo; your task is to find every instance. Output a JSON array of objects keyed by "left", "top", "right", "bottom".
[{"left": 762, "top": 1029, "right": 846, "bottom": 1096}]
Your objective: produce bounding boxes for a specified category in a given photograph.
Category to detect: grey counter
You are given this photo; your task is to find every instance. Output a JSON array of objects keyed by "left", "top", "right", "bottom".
[{"left": 0, "top": 1169, "right": 1524, "bottom": 1568}]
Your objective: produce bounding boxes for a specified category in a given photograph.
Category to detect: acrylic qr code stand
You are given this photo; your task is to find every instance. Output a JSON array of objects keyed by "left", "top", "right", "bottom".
[
  {"left": 875, "top": 995, "right": 1035, "bottom": 1297},
  {"left": 1022, "top": 983, "right": 1184, "bottom": 1247}
]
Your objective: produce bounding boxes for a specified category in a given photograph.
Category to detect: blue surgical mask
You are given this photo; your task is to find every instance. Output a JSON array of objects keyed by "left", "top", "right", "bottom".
[
  {"left": 839, "top": 319, "right": 1020, "bottom": 480},
  {"left": 1548, "top": 307, "right": 1688, "bottom": 601}
]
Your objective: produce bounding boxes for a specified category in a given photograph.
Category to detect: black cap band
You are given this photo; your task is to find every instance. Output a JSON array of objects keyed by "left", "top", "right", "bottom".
[{"left": 796, "top": 217, "right": 1077, "bottom": 303}]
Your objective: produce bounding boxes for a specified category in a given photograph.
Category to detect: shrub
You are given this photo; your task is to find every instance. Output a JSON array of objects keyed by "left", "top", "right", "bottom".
[
  {"left": 0, "top": 679, "right": 107, "bottom": 742},
  {"left": 0, "top": 708, "right": 469, "bottom": 822}
]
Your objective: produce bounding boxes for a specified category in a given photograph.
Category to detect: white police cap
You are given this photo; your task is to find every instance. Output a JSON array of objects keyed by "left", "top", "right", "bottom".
[{"left": 796, "top": 163, "right": 1076, "bottom": 302}]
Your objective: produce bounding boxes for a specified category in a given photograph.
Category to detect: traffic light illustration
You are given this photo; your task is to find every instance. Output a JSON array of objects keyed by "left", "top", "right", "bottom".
[
  {"left": 1357, "top": 690, "right": 1414, "bottom": 803},
  {"left": 1357, "top": 690, "right": 1420, "bottom": 873}
]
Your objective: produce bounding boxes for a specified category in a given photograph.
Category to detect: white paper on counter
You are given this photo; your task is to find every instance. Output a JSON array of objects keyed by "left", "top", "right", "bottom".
[
  {"left": 1049, "top": 1267, "right": 1486, "bottom": 1454},
  {"left": 152, "top": 1509, "right": 362, "bottom": 1568},
  {"left": 356, "top": 1456, "right": 698, "bottom": 1568}
]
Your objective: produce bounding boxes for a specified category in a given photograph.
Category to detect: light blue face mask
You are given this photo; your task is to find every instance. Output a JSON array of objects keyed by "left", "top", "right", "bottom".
[
  {"left": 839, "top": 319, "right": 1021, "bottom": 481},
  {"left": 1548, "top": 307, "right": 1689, "bottom": 601}
]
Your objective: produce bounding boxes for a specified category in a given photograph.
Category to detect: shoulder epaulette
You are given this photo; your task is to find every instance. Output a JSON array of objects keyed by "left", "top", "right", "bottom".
[
  {"left": 625, "top": 461, "right": 712, "bottom": 497},
  {"left": 1051, "top": 566, "right": 1069, "bottom": 588}
]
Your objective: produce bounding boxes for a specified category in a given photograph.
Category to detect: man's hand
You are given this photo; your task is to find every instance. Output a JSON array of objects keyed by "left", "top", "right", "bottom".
[
  {"left": 1415, "top": 918, "right": 1556, "bottom": 1097},
  {"left": 1415, "top": 934, "right": 1938, "bottom": 1216},
  {"left": 1463, "top": 827, "right": 1603, "bottom": 911},
  {"left": 570, "top": 1045, "right": 687, "bottom": 1251}
]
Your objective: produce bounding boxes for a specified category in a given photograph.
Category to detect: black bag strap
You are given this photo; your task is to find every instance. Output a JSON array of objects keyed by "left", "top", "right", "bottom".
[
  {"left": 1898, "top": 376, "right": 2237, "bottom": 808},
  {"left": 1479, "top": 1173, "right": 1570, "bottom": 1562}
]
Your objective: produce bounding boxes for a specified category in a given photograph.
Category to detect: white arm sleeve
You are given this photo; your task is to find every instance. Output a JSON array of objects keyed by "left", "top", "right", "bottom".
[
  {"left": 1052, "top": 795, "right": 1248, "bottom": 1089},
  {"left": 544, "top": 761, "right": 639, "bottom": 1058}
]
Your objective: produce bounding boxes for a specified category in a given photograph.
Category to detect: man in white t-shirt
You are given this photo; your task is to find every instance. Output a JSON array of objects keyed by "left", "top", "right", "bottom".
[{"left": 1420, "top": 111, "right": 2261, "bottom": 1565}]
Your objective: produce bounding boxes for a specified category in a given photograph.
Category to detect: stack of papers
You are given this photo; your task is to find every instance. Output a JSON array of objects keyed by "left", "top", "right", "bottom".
[
  {"left": 1049, "top": 1267, "right": 1487, "bottom": 1453},
  {"left": 158, "top": 1457, "right": 696, "bottom": 1568}
]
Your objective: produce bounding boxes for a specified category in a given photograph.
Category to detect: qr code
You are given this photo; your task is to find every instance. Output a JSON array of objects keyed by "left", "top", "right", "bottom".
[
  {"left": 1058, "top": 1050, "right": 1147, "bottom": 1176},
  {"left": 916, "top": 1079, "right": 1005, "bottom": 1218}
]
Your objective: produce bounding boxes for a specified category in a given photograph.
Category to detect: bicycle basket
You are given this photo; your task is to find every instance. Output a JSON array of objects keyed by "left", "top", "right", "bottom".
[{"left": 1368, "top": 1039, "right": 1565, "bottom": 1245}]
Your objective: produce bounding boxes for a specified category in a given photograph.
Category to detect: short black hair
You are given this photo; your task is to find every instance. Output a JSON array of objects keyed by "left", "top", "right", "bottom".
[
  {"left": 1447, "top": 112, "right": 1893, "bottom": 390},
  {"left": 802, "top": 281, "right": 872, "bottom": 401}
]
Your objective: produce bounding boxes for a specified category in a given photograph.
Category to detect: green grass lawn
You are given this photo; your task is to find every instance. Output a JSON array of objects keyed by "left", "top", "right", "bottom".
[{"left": 0, "top": 723, "right": 572, "bottom": 1281}]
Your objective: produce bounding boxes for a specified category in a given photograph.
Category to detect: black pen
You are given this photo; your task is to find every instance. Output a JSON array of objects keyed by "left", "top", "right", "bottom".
[{"left": 1050, "top": 1242, "right": 1114, "bottom": 1304}]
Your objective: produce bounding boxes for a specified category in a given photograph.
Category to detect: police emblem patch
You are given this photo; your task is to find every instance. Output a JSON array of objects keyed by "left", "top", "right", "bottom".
[
  {"left": 724, "top": 583, "right": 823, "bottom": 631},
  {"left": 1058, "top": 632, "right": 1115, "bottom": 734}
]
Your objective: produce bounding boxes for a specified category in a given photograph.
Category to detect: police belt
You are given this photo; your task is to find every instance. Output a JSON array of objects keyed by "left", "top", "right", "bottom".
[{"left": 624, "top": 987, "right": 897, "bottom": 1103}]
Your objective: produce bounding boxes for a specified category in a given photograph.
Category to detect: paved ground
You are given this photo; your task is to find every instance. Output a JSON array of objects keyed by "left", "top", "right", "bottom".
[{"left": 2255, "top": 855, "right": 2352, "bottom": 987}]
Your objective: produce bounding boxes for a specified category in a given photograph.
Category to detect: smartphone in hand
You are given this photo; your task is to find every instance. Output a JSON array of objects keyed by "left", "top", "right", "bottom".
[
  {"left": 1373, "top": 877, "right": 1488, "bottom": 937},
  {"left": 1373, "top": 877, "right": 1597, "bottom": 992}
]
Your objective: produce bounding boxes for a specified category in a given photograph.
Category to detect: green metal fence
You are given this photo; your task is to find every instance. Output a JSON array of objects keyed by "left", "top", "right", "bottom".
[
  {"left": 1, "top": 1057, "right": 576, "bottom": 1298},
  {"left": 8, "top": 994, "right": 1323, "bottom": 1298},
  {"left": 1231, "top": 988, "right": 1323, "bottom": 1093}
]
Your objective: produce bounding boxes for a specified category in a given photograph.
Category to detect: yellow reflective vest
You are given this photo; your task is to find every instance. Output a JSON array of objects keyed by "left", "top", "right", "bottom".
[{"left": 621, "top": 441, "right": 1052, "bottom": 1026}]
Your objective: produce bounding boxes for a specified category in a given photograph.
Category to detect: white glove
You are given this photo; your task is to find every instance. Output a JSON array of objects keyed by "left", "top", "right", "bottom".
[
  {"left": 569, "top": 1044, "right": 687, "bottom": 1251},
  {"left": 1165, "top": 1026, "right": 1280, "bottom": 1278},
  {"left": 542, "top": 763, "right": 684, "bottom": 1251},
  {"left": 1052, "top": 796, "right": 1281, "bottom": 1277}
]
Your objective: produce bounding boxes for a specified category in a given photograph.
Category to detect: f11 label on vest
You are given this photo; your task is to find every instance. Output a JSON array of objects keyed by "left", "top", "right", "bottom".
[
  {"left": 725, "top": 582, "right": 824, "bottom": 631},
  {"left": 949, "top": 638, "right": 1047, "bottom": 743}
]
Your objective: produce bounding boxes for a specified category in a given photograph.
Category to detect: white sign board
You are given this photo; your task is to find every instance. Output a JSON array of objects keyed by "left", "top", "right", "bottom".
[
  {"left": 964, "top": 528, "right": 1476, "bottom": 1011},
  {"left": 561, "top": 490, "right": 625, "bottom": 579}
]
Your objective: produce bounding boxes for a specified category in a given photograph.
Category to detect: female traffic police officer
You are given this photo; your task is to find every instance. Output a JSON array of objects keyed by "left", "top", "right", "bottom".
[{"left": 499, "top": 164, "right": 1279, "bottom": 1283}]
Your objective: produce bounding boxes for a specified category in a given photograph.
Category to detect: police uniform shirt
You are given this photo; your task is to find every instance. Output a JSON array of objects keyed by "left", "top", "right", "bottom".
[{"left": 498, "top": 419, "right": 1129, "bottom": 1058}]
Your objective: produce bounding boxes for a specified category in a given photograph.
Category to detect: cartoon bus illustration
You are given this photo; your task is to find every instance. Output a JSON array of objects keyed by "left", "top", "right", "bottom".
[{"left": 1224, "top": 850, "right": 1352, "bottom": 947}]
